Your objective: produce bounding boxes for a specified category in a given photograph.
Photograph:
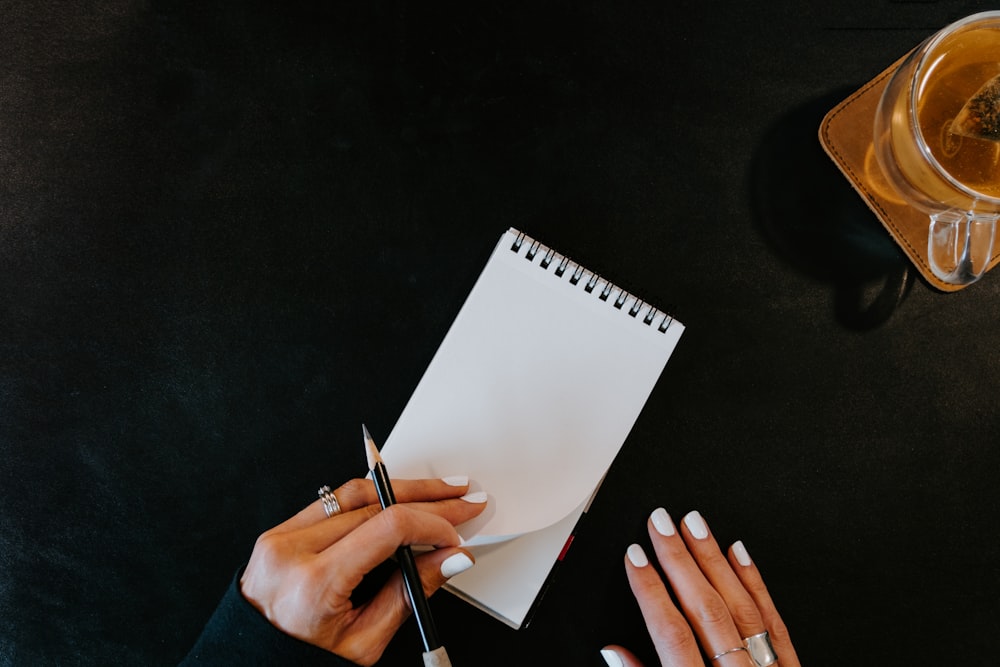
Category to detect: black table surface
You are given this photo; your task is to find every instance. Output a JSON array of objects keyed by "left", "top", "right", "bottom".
[{"left": 4, "top": 2, "right": 999, "bottom": 665}]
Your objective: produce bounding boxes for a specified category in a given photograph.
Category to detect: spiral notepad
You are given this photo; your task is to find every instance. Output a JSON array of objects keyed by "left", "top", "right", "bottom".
[{"left": 380, "top": 228, "right": 684, "bottom": 628}]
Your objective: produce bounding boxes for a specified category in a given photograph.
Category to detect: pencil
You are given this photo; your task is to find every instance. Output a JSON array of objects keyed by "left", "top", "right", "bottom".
[{"left": 363, "top": 424, "right": 453, "bottom": 667}]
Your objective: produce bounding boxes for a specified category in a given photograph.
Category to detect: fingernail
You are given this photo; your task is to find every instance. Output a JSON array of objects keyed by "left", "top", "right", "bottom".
[
  {"left": 442, "top": 475, "right": 469, "bottom": 486},
  {"left": 459, "top": 491, "right": 488, "bottom": 503},
  {"left": 626, "top": 543, "right": 648, "bottom": 567},
  {"left": 684, "top": 511, "right": 709, "bottom": 539},
  {"left": 650, "top": 507, "right": 675, "bottom": 536},
  {"left": 600, "top": 648, "right": 624, "bottom": 667},
  {"left": 733, "top": 540, "right": 752, "bottom": 567},
  {"left": 440, "top": 552, "right": 474, "bottom": 578}
]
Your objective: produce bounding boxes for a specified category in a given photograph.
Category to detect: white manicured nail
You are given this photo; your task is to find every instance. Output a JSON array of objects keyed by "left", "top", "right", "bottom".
[
  {"left": 684, "top": 511, "right": 709, "bottom": 539},
  {"left": 459, "top": 491, "right": 488, "bottom": 503},
  {"left": 626, "top": 543, "right": 648, "bottom": 567},
  {"left": 440, "top": 552, "right": 474, "bottom": 578},
  {"left": 651, "top": 507, "right": 675, "bottom": 536},
  {"left": 733, "top": 540, "right": 752, "bottom": 567},
  {"left": 600, "top": 649, "right": 624, "bottom": 667},
  {"left": 441, "top": 475, "right": 469, "bottom": 486}
]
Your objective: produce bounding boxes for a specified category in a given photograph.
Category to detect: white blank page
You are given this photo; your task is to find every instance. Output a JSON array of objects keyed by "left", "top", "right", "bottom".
[{"left": 380, "top": 229, "right": 683, "bottom": 542}]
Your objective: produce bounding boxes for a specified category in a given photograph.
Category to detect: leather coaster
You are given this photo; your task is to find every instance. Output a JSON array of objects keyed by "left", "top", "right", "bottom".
[{"left": 818, "top": 57, "right": 1000, "bottom": 292}]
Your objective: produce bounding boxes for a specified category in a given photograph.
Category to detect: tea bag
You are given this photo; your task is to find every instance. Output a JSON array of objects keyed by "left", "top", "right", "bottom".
[{"left": 951, "top": 73, "right": 1000, "bottom": 142}]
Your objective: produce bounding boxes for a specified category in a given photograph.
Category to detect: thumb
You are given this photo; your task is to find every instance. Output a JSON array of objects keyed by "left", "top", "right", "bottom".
[
  {"left": 353, "top": 547, "right": 476, "bottom": 644},
  {"left": 415, "top": 546, "right": 477, "bottom": 594},
  {"left": 600, "top": 645, "right": 645, "bottom": 667}
]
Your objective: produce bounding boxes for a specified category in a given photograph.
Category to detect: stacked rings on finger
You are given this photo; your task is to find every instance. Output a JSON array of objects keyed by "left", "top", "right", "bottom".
[
  {"left": 744, "top": 631, "right": 777, "bottom": 667},
  {"left": 318, "top": 485, "right": 341, "bottom": 517},
  {"left": 710, "top": 646, "right": 747, "bottom": 661}
]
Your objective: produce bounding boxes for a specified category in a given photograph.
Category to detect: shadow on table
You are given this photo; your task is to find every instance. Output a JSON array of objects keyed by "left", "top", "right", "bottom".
[{"left": 749, "top": 88, "right": 914, "bottom": 331}]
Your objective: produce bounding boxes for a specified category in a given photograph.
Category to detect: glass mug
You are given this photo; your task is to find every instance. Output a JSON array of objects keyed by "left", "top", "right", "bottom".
[{"left": 874, "top": 11, "right": 1000, "bottom": 286}]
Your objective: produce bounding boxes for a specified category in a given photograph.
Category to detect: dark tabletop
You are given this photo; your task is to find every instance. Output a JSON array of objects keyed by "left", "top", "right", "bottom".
[{"left": 3, "top": 2, "right": 999, "bottom": 665}]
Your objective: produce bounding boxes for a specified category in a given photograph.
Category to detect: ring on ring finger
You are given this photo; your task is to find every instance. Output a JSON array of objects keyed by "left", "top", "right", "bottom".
[
  {"left": 317, "top": 485, "right": 342, "bottom": 517},
  {"left": 711, "top": 646, "right": 748, "bottom": 662}
]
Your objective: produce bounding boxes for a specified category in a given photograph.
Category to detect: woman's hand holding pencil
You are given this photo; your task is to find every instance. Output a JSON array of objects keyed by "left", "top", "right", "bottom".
[{"left": 239, "top": 474, "right": 487, "bottom": 666}]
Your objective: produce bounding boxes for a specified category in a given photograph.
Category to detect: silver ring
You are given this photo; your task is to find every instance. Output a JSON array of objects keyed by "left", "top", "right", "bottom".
[
  {"left": 710, "top": 646, "right": 747, "bottom": 662},
  {"left": 318, "top": 485, "right": 341, "bottom": 517},
  {"left": 744, "top": 631, "right": 777, "bottom": 667}
]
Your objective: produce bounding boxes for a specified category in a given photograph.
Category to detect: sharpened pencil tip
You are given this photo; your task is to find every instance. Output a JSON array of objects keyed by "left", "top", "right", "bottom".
[{"left": 363, "top": 424, "right": 382, "bottom": 469}]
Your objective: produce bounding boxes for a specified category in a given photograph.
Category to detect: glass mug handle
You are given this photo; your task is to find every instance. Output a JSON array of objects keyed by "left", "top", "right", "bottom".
[{"left": 928, "top": 211, "right": 999, "bottom": 285}]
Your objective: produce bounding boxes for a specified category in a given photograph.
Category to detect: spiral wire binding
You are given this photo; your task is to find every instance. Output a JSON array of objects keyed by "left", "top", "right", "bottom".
[{"left": 509, "top": 230, "right": 675, "bottom": 333}]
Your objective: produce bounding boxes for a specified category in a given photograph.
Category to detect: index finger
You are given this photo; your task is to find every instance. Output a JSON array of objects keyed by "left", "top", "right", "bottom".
[
  {"left": 623, "top": 543, "right": 703, "bottom": 667},
  {"left": 319, "top": 503, "right": 463, "bottom": 595}
]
